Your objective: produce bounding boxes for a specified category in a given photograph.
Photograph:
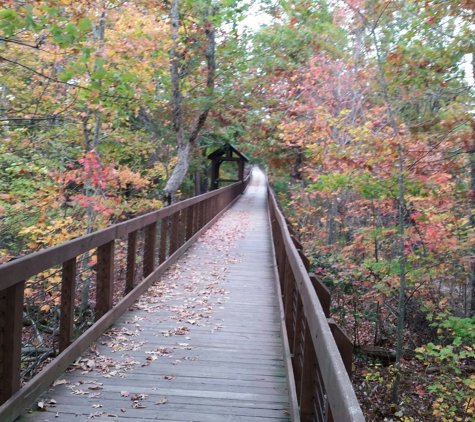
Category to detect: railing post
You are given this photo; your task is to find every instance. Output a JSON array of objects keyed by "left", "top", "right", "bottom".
[
  {"left": 169, "top": 212, "right": 179, "bottom": 255},
  {"left": 159, "top": 218, "right": 168, "bottom": 263},
  {"left": 328, "top": 319, "right": 353, "bottom": 377},
  {"left": 0, "top": 281, "right": 24, "bottom": 405},
  {"left": 143, "top": 222, "right": 157, "bottom": 278},
  {"left": 60, "top": 258, "right": 76, "bottom": 352},
  {"left": 95, "top": 240, "right": 114, "bottom": 320},
  {"left": 126, "top": 230, "right": 138, "bottom": 294},
  {"left": 178, "top": 210, "right": 185, "bottom": 247},
  {"left": 310, "top": 274, "right": 331, "bottom": 318},
  {"left": 186, "top": 205, "right": 194, "bottom": 240}
]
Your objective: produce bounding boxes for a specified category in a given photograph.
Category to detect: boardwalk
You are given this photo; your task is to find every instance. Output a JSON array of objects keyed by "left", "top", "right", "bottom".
[{"left": 20, "top": 169, "right": 292, "bottom": 422}]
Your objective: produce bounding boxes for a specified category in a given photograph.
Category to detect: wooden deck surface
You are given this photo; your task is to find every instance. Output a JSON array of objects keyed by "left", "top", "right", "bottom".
[{"left": 20, "top": 169, "right": 291, "bottom": 422}]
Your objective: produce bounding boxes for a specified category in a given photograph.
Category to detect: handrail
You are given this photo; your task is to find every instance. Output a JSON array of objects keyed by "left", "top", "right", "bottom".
[
  {"left": 0, "top": 174, "right": 251, "bottom": 422},
  {"left": 267, "top": 185, "right": 364, "bottom": 422}
]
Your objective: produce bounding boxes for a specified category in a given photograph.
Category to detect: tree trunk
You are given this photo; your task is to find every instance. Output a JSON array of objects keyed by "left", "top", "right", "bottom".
[
  {"left": 163, "top": 0, "right": 216, "bottom": 204},
  {"left": 470, "top": 55, "right": 475, "bottom": 317}
]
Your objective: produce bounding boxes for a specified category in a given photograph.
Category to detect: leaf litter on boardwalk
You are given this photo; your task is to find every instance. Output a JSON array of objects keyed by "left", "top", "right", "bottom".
[{"left": 41, "top": 206, "right": 250, "bottom": 416}]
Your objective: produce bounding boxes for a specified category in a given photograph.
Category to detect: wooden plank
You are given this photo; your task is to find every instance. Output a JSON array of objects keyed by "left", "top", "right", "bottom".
[
  {"left": 95, "top": 240, "right": 114, "bottom": 320},
  {"left": 0, "top": 282, "right": 24, "bottom": 406},
  {"left": 125, "top": 230, "right": 137, "bottom": 294},
  {"left": 59, "top": 258, "right": 76, "bottom": 353}
]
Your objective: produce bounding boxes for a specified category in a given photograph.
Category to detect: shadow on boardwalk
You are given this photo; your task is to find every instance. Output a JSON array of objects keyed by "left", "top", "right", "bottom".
[{"left": 20, "top": 169, "right": 291, "bottom": 422}]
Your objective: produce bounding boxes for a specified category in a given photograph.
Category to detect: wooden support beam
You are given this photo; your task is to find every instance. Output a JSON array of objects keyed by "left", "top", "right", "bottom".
[
  {"left": 60, "top": 259, "right": 76, "bottom": 353},
  {"left": 143, "top": 222, "right": 157, "bottom": 278},
  {"left": 309, "top": 274, "right": 331, "bottom": 318},
  {"left": 0, "top": 282, "right": 24, "bottom": 405},
  {"left": 95, "top": 241, "right": 114, "bottom": 320},
  {"left": 125, "top": 230, "right": 137, "bottom": 294},
  {"left": 169, "top": 212, "right": 179, "bottom": 255},
  {"left": 159, "top": 218, "right": 168, "bottom": 263}
]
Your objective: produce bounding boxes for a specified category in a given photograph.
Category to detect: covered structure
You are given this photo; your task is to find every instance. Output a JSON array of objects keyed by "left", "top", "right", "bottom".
[{"left": 207, "top": 143, "right": 249, "bottom": 190}]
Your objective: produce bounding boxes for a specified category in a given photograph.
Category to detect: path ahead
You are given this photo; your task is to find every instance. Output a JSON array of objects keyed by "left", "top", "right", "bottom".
[{"left": 21, "top": 169, "right": 291, "bottom": 422}]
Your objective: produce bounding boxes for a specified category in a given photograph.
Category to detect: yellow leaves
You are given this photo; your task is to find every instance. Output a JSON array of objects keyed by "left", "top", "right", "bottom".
[{"left": 40, "top": 304, "right": 50, "bottom": 313}]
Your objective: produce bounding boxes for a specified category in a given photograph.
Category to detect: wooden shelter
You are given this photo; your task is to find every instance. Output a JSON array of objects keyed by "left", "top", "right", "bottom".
[{"left": 207, "top": 143, "right": 249, "bottom": 190}]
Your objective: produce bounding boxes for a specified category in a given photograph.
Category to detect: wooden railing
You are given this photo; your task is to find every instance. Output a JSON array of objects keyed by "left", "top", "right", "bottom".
[
  {"left": 0, "top": 176, "right": 250, "bottom": 422},
  {"left": 267, "top": 186, "right": 365, "bottom": 422}
]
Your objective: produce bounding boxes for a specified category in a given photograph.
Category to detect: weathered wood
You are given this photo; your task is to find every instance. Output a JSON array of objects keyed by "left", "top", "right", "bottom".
[
  {"left": 310, "top": 274, "right": 331, "bottom": 318},
  {"left": 95, "top": 240, "right": 114, "bottom": 320},
  {"left": 291, "top": 235, "right": 302, "bottom": 251},
  {"left": 0, "top": 282, "right": 24, "bottom": 406},
  {"left": 143, "top": 222, "right": 157, "bottom": 278},
  {"left": 267, "top": 186, "right": 365, "bottom": 422},
  {"left": 125, "top": 230, "right": 137, "bottom": 294},
  {"left": 329, "top": 319, "right": 354, "bottom": 378},
  {"left": 59, "top": 258, "right": 76, "bottom": 353},
  {"left": 298, "top": 249, "right": 310, "bottom": 272}
]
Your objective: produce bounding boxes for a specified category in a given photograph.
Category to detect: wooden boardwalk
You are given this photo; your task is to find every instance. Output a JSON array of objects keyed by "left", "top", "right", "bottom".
[{"left": 20, "top": 169, "right": 292, "bottom": 422}]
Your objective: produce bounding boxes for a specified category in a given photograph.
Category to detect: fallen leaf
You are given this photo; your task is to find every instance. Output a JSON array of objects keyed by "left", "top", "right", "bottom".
[
  {"left": 164, "top": 374, "right": 175, "bottom": 380},
  {"left": 92, "top": 404, "right": 103, "bottom": 408},
  {"left": 38, "top": 401, "right": 46, "bottom": 411},
  {"left": 120, "top": 408, "right": 126, "bottom": 412},
  {"left": 53, "top": 379, "right": 69, "bottom": 387},
  {"left": 155, "top": 398, "right": 168, "bottom": 405},
  {"left": 121, "top": 391, "right": 130, "bottom": 397},
  {"left": 131, "top": 401, "right": 146, "bottom": 409},
  {"left": 88, "top": 386, "right": 103, "bottom": 391}
]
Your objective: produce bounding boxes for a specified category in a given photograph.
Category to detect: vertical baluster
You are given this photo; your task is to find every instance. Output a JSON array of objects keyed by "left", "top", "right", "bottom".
[
  {"left": 126, "top": 230, "right": 137, "bottom": 294},
  {"left": 292, "top": 297, "right": 305, "bottom": 398},
  {"left": 299, "top": 325, "right": 318, "bottom": 422},
  {"left": 143, "top": 222, "right": 157, "bottom": 278},
  {"left": 283, "top": 257, "right": 296, "bottom": 350},
  {"left": 0, "top": 281, "right": 24, "bottom": 405},
  {"left": 159, "top": 218, "right": 168, "bottom": 263},
  {"left": 178, "top": 210, "right": 185, "bottom": 247},
  {"left": 186, "top": 205, "right": 194, "bottom": 240},
  {"left": 169, "top": 212, "right": 179, "bottom": 255},
  {"left": 60, "top": 258, "right": 76, "bottom": 352},
  {"left": 95, "top": 241, "right": 114, "bottom": 320}
]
